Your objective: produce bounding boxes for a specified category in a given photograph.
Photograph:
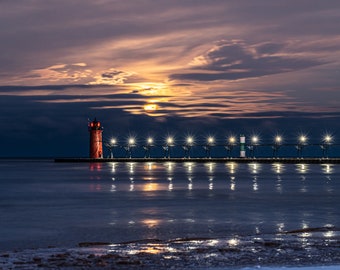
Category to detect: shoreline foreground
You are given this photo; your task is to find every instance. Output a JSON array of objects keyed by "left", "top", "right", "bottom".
[{"left": 1, "top": 231, "right": 339, "bottom": 269}]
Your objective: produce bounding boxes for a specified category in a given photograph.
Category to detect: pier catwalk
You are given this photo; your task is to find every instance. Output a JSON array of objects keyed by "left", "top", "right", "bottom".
[{"left": 55, "top": 157, "right": 340, "bottom": 164}]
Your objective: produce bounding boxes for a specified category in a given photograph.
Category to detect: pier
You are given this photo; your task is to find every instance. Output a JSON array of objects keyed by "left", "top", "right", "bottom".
[
  {"left": 54, "top": 157, "right": 340, "bottom": 164},
  {"left": 80, "top": 118, "right": 340, "bottom": 162}
]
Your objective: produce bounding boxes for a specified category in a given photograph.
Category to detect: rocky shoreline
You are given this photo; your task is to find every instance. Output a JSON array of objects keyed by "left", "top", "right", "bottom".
[{"left": 1, "top": 230, "right": 339, "bottom": 269}]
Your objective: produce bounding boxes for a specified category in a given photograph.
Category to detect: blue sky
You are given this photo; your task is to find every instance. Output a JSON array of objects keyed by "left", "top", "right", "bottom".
[{"left": 1, "top": 0, "right": 340, "bottom": 157}]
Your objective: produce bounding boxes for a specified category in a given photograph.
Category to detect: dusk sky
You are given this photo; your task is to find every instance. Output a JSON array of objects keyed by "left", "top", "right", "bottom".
[{"left": 1, "top": 0, "right": 340, "bottom": 157}]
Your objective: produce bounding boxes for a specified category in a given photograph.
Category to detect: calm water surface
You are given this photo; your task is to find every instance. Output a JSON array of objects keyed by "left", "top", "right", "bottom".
[{"left": 0, "top": 160, "right": 338, "bottom": 252}]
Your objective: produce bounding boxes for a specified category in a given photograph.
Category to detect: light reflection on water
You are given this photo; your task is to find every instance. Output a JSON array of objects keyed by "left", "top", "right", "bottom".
[
  {"left": 141, "top": 219, "right": 161, "bottom": 228},
  {"left": 275, "top": 175, "right": 282, "bottom": 193},
  {"left": 1, "top": 160, "right": 339, "bottom": 253},
  {"left": 128, "top": 162, "right": 135, "bottom": 175},
  {"left": 272, "top": 163, "right": 284, "bottom": 174},
  {"left": 296, "top": 163, "right": 309, "bottom": 174},
  {"left": 103, "top": 162, "right": 338, "bottom": 239},
  {"left": 322, "top": 164, "right": 333, "bottom": 174},
  {"left": 106, "top": 162, "right": 337, "bottom": 194},
  {"left": 226, "top": 162, "right": 237, "bottom": 174},
  {"left": 249, "top": 162, "right": 261, "bottom": 175},
  {"left": 230, "top": 176, "right": 236, "bottom": 191}
]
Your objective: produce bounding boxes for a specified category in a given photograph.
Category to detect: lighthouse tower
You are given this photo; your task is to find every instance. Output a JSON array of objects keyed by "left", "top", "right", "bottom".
[{"left": 88, "top": 118, "right": 103, "bottom": 158}]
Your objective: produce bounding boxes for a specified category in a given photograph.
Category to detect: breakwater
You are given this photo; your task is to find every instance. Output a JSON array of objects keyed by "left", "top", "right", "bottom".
[{"left": 54, "top": 157, "right": 340, "bottom": 164}]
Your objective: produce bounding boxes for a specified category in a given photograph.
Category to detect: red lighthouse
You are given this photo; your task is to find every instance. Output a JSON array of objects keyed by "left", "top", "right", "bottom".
[{"left": 88, "top": 118, "right": 103, "bottom": 158}]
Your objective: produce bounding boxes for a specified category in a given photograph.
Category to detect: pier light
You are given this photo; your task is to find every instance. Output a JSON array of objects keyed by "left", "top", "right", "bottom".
[
  {"left": 272, "top": 135, "right": 283, "bottom": 158},
  {"left": 105, "top": 137, "right": 118, "bottom": 158},
  {"left": 143, "top": 137, "right": 154, "bottom": 158},
  {"left": 125, "top": 136, "right": 136, "bottom": 158},
  {"left": 204, "top": 136, "right": 215, "bottom": 158},
  {"left": 110, "top": 137, "right": 118, "bottom": 158},
  {"left": 166, "top": 136, "right": 174, "bottom": 146},
  {"left": 299, "top": 135, "right": 308, "bottom": 145},
  {"left": 186, "top": 136, "right": 194, "bottom": 146},
  {"left": 128, "top": 137, "right": 136, "bottom": 146},
  {"left": 225, "top": 136, "right": 236, "bottom": 158},
  {"left": 163, "top": 136, "right": 175, "bottom": 158},
  {"left": 249, "top": 135, "right": 259, "bottom": 158},
  {"left": 228, "top": 136, "right": 236, "bottom": 145},
  {"left": 323, "top": 134, "right": 333, "bottom": 144},
  {"left": 275, "top": 135, "right": 282, "bottom": 144},
  {"left": 110, "top": 138, "right": 117, "bottom": 146},
  {"left": 207, "top": 136, "right": 215, "bottom": 145},
  {"left": 321, "top": 134, "right": 333, "bottom": 158},
  {"left": 296, "top": 134, "right": 308, "bottom": 158},
  {"left": 147, "top": 137, "right": 154, "bottom": 145},
  {"left": 251, "top": 136, "right": 259, "bottom": 145},
  {"left": 184, "top": 136, "right": 194, "bottom": 158}
]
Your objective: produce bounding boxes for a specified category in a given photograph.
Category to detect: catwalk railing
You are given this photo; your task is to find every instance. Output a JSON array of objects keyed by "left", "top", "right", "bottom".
[{"left": 102, "top": 140, "right": 340, "bottom": 159}]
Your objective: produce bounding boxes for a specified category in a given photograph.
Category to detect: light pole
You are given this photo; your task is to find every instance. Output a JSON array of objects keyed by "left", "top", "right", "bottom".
[
  {"left": 183, "top": 136, "right": 194, "bottom": 158},
  {"left": 204, "top": 136, "right": 215, "bottom": 158},
  {"left": 296, "top": 135, "right": 307, "bottom": 158},
  {"left": 248, "top": 136, "right": 259, "bottom": 158},
  {"left": 125, "top": 137, "right": 136, "bottom": 158},
  {"left": 163, "top": 136, "right": 174, "bottom": 158},
  {"left": 272, "top": 135, "right": 282, "bottom": 158},
  {"left": 321, "top": 134, "right": 332, "bottom": 158},
  {"left": 104, "top": 138, "right": 118, "bottom": 158},
  {"left": 143, "top": 137, "right": 154, "bottom": 158},
  {"left": 108, "top": 138, "right": 117, "bottom": 158},
  {"left": 225, "top": 136, "right": 236, "bottom": 158}
]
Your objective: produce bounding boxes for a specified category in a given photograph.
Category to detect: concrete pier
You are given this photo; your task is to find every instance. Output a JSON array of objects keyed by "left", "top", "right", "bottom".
[{"left": 54, "top": 157, "right": 340, "bottom": 164}]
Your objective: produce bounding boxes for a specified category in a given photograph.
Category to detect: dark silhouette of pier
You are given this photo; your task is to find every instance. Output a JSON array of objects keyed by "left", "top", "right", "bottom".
[{"left": 55, "top": 157, "right": 340, "bottom": 164}]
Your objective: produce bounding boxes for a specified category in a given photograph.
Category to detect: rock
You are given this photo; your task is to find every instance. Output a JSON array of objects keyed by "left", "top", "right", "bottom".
[
  {"left": 0, "top": 253, "right": 9, "bottom": 258},
  {"left": 78, "top": 242, "right": 111, "bottom": 247}
]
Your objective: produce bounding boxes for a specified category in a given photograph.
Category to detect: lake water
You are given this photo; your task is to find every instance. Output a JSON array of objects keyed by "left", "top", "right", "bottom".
[{"left": 0, "top": 159, "right": 339, "bottom": 268}]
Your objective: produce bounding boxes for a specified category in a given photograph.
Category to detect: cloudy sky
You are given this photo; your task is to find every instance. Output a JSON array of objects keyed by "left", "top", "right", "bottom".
[{"left": 1, "top": 0, "right": 340, "bottom": 157}]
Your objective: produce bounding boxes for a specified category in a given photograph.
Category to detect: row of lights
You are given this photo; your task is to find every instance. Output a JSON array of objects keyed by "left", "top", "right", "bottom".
[
  {"left": 107, "top": 134, "right": 333, "bottom": 146},
  {"left": 104, "top": 134, "right": 334, "bottom": 158}
]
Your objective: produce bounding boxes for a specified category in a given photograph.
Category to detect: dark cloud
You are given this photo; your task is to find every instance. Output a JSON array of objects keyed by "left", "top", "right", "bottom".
[
  {"left": 0, "top": 85, "right": 96, "bottom": 92},
  {"left": 1, "top": 0, "right": 339, "bottom": 77},
  {"left": 170, "top": 40, "right": 324, "bottom": 81},
  {"left": 101, "top": 71, "right": 124, "bottom": 79},
  {"left": 255, "top": 42, "right": 286, "bottom": 55}
]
